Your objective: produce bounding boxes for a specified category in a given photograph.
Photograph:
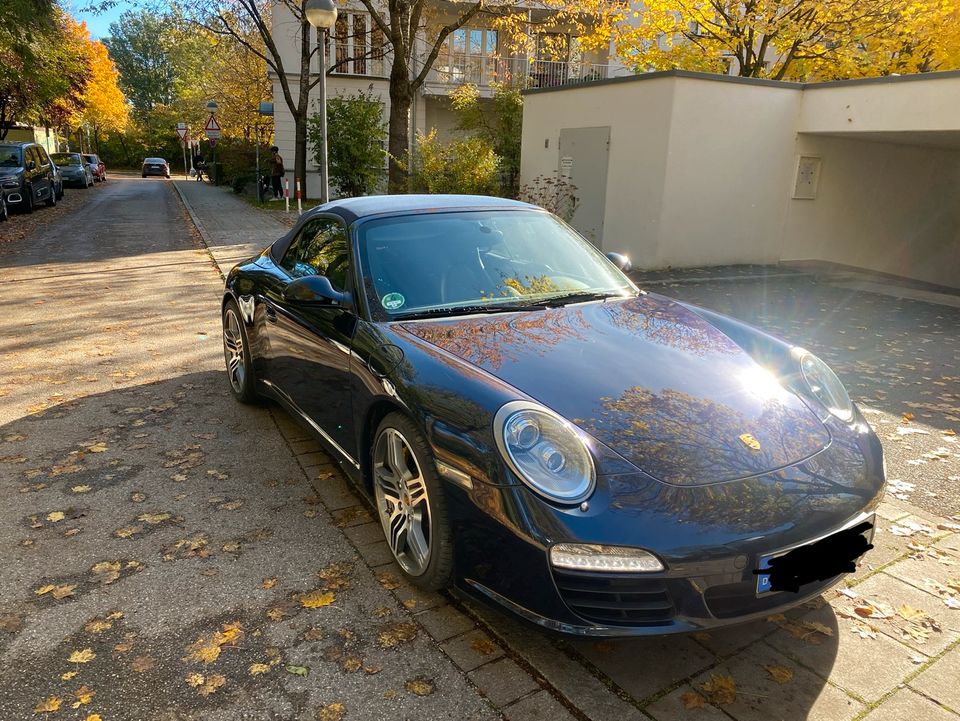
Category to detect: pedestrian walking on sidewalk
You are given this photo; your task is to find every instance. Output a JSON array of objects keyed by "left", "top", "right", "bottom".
[{"left": 270, "top": 146, "right": 284, "bottom": 200}]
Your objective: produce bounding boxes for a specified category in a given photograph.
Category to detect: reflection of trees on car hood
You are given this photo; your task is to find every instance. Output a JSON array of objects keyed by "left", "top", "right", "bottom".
[{"left": 580, "top": 386, "right": 830, "bottom": 486}]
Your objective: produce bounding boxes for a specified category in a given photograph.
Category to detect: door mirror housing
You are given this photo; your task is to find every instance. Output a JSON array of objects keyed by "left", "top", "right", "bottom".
[
  {"left": 606, "top": 252, "right": 632, "bottom": 273},
  {"left": 283, "top": 274, "right": 351, "bottom": 306},
  {"left": 27, "top": 160, "right": 36, "bottom": 170}
]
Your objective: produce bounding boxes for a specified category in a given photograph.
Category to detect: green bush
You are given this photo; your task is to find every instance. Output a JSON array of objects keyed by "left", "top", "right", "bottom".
[
  {"left": 231, "top": 175, "right": 252, "bottom": 194},
  {"left": 411, "top": 130, "right": 500, "bottom": 196},
  {"left": 308, "top": 89, "right": 387, "bottom": 197}
]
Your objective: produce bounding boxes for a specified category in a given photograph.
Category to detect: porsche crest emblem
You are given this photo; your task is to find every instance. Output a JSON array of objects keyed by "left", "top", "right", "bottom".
[{"left": 739, "top": 433, "right": 761, "bottom": 451}]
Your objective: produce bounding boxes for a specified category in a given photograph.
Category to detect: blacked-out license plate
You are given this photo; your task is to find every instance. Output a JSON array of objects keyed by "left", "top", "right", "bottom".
[{"left": 755, "top": 516, "right": 875, "bottom": 594}]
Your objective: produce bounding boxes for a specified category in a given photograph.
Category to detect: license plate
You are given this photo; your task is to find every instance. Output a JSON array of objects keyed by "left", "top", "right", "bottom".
[{"left": 755, "top": 515, "right": 875, "bottom": 595}]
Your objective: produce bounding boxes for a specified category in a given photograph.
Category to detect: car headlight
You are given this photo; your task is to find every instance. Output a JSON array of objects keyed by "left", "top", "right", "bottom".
[
  {"left": 798, "top": 351, "right": 854, "bottom": 422},
  {"left": 494, "top": 400, "right": 596, "bottom": 504}
]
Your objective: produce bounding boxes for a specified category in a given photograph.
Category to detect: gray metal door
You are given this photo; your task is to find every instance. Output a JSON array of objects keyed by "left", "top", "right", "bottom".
[{"left": 558, "top": 126, "right": 610, "bottom": 248}]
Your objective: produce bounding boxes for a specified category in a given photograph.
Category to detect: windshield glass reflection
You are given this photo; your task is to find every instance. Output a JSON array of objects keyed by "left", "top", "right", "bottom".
[{"left": 357, "top": 210, "right": 635, "bottom": 320}]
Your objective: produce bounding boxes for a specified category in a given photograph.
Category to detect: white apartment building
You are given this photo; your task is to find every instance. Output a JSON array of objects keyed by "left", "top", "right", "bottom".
[{"left": 269, "top": 1, "right": 614, "bottom": 197}]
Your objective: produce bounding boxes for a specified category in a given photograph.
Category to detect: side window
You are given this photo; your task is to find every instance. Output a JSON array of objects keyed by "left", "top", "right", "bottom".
[
  {"left": 281, "top": 218, "right": 351, "bottom": 290},
  {"left": 26, "top": 147, "right": 40, "bottom": 168},
  {"left": 36, "top": 147, "right": 50, "bottom": 166}
]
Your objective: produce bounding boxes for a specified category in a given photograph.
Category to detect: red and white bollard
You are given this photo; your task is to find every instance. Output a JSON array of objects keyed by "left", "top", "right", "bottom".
[
  {"left": 295, "top": 177, "right": 302, "bottom": 216},
  {"left": 284, "top": 177, "right": 290, "bottom": 214}
]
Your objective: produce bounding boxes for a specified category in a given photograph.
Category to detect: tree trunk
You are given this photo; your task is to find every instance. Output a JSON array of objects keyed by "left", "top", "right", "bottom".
[
  {"left": 387, "top": 83, "right": 411, "bottom": 193},
  {"left": 293, "top": 110, "right": 308, "bottom": 195}
]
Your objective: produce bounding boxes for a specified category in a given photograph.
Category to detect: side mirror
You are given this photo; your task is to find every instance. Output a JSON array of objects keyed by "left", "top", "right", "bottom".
[
  {"left": 27, "top": 160, "right": 36, "bottom": 170},
  {"left": 283, "top": 275, "right": 351, "bottom": 306},
  {"left": 606, "top": 252, "right": 632, "bottom": 273}
]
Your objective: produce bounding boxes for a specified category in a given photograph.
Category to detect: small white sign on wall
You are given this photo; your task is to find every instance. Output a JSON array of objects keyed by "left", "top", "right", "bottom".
[
  {"left": 560, "top": 156, "right": 574, "bottom": 178},
  {"left": 793, "top": 155, "right": 822, "bottom": 199}
]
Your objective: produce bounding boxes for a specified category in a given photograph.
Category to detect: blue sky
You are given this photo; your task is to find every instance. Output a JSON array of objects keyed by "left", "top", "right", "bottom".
[{"left": 68, "top": 0, "right": 133, "bottom": 40}]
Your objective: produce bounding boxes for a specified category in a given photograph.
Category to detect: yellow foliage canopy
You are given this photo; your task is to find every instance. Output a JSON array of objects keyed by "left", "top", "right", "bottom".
[{"left": 613, "top": 0, "right": 960, "bottom": 80}]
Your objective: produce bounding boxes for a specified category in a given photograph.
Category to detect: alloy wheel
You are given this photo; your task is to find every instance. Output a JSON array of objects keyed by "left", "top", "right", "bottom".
[
  {"left": 222, "top": 308, "right": 246, "bottom": 393},
  {"left": 373, "top": 428, "right": 433, "bottom": 576}
]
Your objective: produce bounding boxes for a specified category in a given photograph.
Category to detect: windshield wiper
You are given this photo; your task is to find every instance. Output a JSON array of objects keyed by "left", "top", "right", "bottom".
[
  {"left": 391, "top": 302, "right": 547, "bottom": 321},
  {"left": 528, "top": 291, "right": 630, "bottom": 307}
]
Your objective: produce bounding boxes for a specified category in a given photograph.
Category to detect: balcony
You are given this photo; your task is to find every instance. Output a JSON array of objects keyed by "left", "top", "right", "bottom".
[{"left": 423, "top": 56, "right": 611, "bottom": 96}]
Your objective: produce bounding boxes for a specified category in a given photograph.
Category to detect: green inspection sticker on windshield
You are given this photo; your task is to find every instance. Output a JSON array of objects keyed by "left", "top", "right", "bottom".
[{"left": 381, "top": 292, "right": 405, "bottom": 310}]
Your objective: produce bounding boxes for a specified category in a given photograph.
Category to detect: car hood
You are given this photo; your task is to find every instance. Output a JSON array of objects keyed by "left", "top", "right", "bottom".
[{"left": 398, "top": 294, "right": 831, "bottom": 486}]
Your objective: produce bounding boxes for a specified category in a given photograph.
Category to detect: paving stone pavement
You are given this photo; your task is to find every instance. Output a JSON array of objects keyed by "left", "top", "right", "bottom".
[{"left": 57, "top": 180, "right": 960, "bottom": 721}]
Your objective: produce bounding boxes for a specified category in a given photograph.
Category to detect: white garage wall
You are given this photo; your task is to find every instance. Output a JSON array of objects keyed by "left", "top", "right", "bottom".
[
  {"left": 520, "top": 77, "right": 676, "bottom": 262},
  {"left": 656, "top": 78, "right": 800, "bottom": 267},
  {"left": 782, "top": 135, "right": 960, "bottom": 288},
  {"left": 521, "top": 71, "right": 960, "bottom": 288}
]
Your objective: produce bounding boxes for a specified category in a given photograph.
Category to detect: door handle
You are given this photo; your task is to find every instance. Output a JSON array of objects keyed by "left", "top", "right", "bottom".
[{"left": 265, "top": 306, "right": 277, "bottom": 323}]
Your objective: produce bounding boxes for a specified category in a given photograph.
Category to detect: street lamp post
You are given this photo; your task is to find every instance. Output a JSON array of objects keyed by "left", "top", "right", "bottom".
[{"left": 304, "top": 0, "right": 337, "bottom": 204}]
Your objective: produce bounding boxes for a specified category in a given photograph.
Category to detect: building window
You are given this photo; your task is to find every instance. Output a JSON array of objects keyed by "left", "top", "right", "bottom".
[
  {"left": 353, "top": 14, "right": 367, "bottom": 75},
  {"left": 335, "top": 14, "right": 349, "bottom": 70}
]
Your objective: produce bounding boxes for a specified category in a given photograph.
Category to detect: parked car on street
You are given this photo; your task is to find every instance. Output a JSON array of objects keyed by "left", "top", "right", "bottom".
[
  {"left": 50, "top": 152, "right": 94, "bottom": 188},
  {"left": 141, "top": 157, "right": 171, "bottom": 178},
  {"left": 82, "top": 153, "right": 106, "bottom": 182},
  {"left": 48, "top": 158, "right": 65, "bottom": 201},
  {"left": 0, "top": 141, "right": 58, "bottom": 212},
  {"left": 220, "top": 195, "right": 884, "bottom": 636}
]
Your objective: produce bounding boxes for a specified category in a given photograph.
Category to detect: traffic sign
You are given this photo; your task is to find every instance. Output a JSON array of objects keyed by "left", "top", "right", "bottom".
[
  {"left": 176, "top": 122, "right": 187, "bottom": 141},
  {"left": 206, "top": 100, "right": 219, "bottom": 113},
  {"left": 204, "top": 114, "right": 221, "bottom": 140}
]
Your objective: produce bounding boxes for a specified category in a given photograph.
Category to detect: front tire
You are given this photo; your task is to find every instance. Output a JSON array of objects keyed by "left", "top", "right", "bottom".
[
  {"left": 0, "top": 196, "right": 7, "bottom": 222},
  {"left": 222, "top": 299, "right": 258, "bottom": 403},
  {"left": 22, "top": 187, "right": 34, "bottom": 213},
  {"left": 372, "top": 414, "right": 454, "bottom": 591},
  {"left": 46, "top": 184, "right": 56, "bottom": 207}
]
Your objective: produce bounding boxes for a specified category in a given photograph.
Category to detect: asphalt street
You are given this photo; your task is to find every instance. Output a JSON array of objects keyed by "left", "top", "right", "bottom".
[{"left": 0, "top": 177, "right": 500, "bottom": 721}]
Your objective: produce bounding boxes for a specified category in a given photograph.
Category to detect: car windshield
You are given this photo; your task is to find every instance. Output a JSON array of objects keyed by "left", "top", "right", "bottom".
[
  {"left": 51, "top": 153, "right": 80, "bottom": 165},
  {"left": 0, "top": 145, "right": 22, "bottom": 167},
  {"left": 357, "top": 209, "right": 636, "bottom": 320},
  {"left": 83, "top": 156, "right": 96, "bottom": 163}
]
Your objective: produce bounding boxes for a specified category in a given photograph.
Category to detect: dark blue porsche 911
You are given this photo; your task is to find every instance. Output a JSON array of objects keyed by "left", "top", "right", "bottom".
[{"left": 222, "top": 195, "right": 884, "bottom": 636}]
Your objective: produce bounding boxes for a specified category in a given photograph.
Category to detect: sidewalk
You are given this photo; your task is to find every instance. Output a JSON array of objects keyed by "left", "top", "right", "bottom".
[
  {"left": 174, "top": 183, "right": 960, "bottom": 721},
  {"left": 173, "top": 180, "right": 291, "bottom": 272}
]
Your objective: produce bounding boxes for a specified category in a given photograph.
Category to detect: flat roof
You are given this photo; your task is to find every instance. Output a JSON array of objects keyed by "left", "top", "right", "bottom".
[{"left": 523, "top": 68, "right": 960, "bottom": 96}]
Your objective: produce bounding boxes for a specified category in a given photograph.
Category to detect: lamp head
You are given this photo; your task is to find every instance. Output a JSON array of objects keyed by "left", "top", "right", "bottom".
[{"left": 304, "top": 0, "right": 337, "bottom": 28}]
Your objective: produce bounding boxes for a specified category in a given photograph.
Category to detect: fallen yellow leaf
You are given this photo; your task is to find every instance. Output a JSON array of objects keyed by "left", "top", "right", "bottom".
[
  {"left": 61, "top": 671, "right": 78, "bottom": 680},
  {"left": 198, "top": 673, "right": 226, "bottom": 696},
  {"left": 69, "top": 648, "right": 96, "bottom": 664},
  {"left": 262, "top": 578, "right": 277, "bottom": 589},
  {"left": 35, "top": 584, "right": 56, "bottom": 596},
  {"left": 185, "top": 672, "right": 205, "bottom": 688},
  {"left": 897, "top": 605, "right": 928, "bottom": 622},
  {"left": 680, "top": 690, "right": 706, "bottom": 709},
  {"left": 35, "top": 697, "right": 62, "bottom": 713},
  {"left": 249, "top": 663, "right": 271, "bottom": 675},
  {"left": 72, "top": 485, "right": 92, "bottom": 493},
  {"left": 85, "top": 715, "right": 103, "bottom": 721},
  {"left": 765, "top": 665, "right": 794, "bottom": 684},
  {"left": 317, "top": 703, "right": 345, "bottom": 721},
  {"left": 71, "top": 684, "right": 95, "bottom": 708},
  {"left": 300, "top": 590, "right": 335, "bottom": 609},
  {"left": 87, "top": 442, "right": 108, "bottom": 453},
  {"left": 137, "top": 512, "right": 171, "bottom": 524},
  {"left": 406, "top": 678, "right": 435, "bottom": 696},
  {"left": 701, "top": 673, "right": 737, "bottom": 705},
  {"left": 46, "top": 511, "right": 65, "bottom": 522}
]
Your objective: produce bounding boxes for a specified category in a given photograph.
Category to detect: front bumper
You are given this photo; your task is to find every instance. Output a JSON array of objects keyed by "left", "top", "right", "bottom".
[{"left": 448, "top": 424, "right": 885, "bottom": 637}]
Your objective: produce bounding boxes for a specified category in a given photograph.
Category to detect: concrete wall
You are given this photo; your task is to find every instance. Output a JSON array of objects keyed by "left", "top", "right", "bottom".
[
  {"left": 520, "top": 71, "right": 960, "bottom": 288},
  {"left": 520, "top": 77, "right": 675, "bottom": 261},
  {"left": 656, "top": 78, "right": 800, "bottom": 267},
  {"left": 782, "top": 135, "right": 960, "bottom": 288}
]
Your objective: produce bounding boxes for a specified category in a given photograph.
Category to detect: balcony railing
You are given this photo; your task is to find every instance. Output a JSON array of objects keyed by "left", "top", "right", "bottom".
[{"left": 428, "top": 57, "right": 610, "bottom": 90}]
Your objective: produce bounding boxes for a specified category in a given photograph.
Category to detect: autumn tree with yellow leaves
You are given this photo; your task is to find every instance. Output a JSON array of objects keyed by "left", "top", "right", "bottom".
[
  {"left": 613, "top": 0, "right": 960, "bottom": 80},
  {"left": 78, "top": 34, "right": 130, "bottom": 153}
]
